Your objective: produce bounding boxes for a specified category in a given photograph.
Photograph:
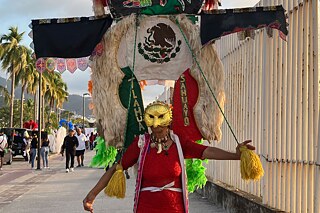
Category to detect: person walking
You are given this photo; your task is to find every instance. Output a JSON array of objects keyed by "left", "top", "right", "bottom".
[
  {"left": 75, "top": 128, "right": 87, "bottom": 167},
  {"left": 40, "top": 137, "right": 50, "bottom": 169},
  {"left": 61, "top": 129, "right": 79, "bottom": 173},
  {"left": 89, "top": 132, "right": 95, "bottom": 150},
  {"left": 0, "top": 130, "right": 8, "bottom": 171},
  {"left": 30, "top": 134, "right": 38, "bottom": 169}
]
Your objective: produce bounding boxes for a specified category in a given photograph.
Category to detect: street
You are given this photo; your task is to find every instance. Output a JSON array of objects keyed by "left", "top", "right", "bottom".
[{"left": 0, "top": 150, "right": 226, "bottom": 213}]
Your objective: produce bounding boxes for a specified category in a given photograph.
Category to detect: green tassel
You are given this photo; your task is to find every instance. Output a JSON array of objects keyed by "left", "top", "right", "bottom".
[
  {"left": 185, "top": 139, "right": 208, "bottom": 193},
  {"left": 90, "top": 137, "right": 118, "bottom": 168}
]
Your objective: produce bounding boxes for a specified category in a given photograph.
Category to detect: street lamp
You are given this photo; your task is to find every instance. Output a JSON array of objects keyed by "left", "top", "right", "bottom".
[
  {"left": 82, "top": 93, "right": 90, "bottom": 130},
  {"left": 58, "top": 108, "right": 64, "bottom": 123},
  {"left": 37, "top": 72, "right": 42, "bottom": 170}
]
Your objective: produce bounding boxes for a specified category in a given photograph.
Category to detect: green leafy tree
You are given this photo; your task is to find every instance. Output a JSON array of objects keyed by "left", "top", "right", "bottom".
[
  {"left": 0, "top": 85, "right": 10, "bottom": 105},
  {"left": 43, "top": 72, "right": 68, "bottom": 126},
  {"left": 16, "top": 49, "right": 38, "bottom": 127},
  {"left": 0, "top": 27, "right": 28, "bottom": 127},
  {"left": 71, "top": 117, "right": 89, "bottom": 128},
  {"left": 0, "top": 99, "right": 33, "bottom": 128}
]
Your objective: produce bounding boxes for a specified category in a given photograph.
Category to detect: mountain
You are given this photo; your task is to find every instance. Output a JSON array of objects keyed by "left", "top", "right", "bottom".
[
  {"left": 62, "top": 94, "right": 93, "bottom": 117},
  {"left": 0, "top": 76, "right": 93, "bottom": 117}
]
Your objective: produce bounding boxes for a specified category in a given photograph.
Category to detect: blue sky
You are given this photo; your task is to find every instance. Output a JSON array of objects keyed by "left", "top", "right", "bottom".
[{"left": 0, "top": 0, "right": 259, "bottom": 98}]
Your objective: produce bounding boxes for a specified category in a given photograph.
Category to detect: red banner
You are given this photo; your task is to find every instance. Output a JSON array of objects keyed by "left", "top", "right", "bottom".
[
  {"left": 56, "top": 58, "right": 66, "bottom": 73},
  {"left": 92, "top": 42, "right": 103, "bottom": 56},
  {"left": 66, "top": 58, "right": 77, "bottom": 73},
  {"left": 36, "top": 58, "right": 46, "bottom": 73},
  {"left": 77, "top": 57, "right": 89, "bottom": 71},
  {"left": 172, "top": 69, "right": 202, "bottom": 142},
  {"left": 46, "top": 58, "right": 55, "bottom": 72}
]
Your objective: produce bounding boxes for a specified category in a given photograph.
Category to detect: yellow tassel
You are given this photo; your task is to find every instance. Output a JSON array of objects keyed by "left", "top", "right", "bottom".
[
  {"left": 104, "top": 164, "right": 126, "bottom": 198},
  {"left": 240, "top": 146, "right": 264, "bottom": 181}
]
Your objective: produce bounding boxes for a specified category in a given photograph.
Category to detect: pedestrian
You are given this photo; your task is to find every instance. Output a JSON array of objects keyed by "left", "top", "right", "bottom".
[
  {"left": 83, "top": 102, "right": 255, "bottom": 212},
  {"left": 0, "top": 130, "right": 8, "bottom": 171},
  {"left": 22, "top": 131, "right": 28, "bottom": 160},
  {"left": 75, "top": 128, "right": 86, "bottom": 167},
  {"left": 30, "top": 134, "right": 38, "bottom": 169},
  {"left": 93, "top": 133, "right": 98, "bottom": 148},
  {"left": 40, "top": 137, "right": 50, "bottom": 169},
  {"left": 89, "top": 132, "right": 95, "bottom": 150},
  {"left": 24, "top": 132, "right": 32, "bottom": 162},
  {"left": 60, "top": 129, "right": 79, "bottom": 173},
  {"left": 86, "top": 133, "right": 90, "bottom": 150}
]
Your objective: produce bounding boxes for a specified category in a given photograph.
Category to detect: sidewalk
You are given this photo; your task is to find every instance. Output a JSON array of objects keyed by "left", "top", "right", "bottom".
[{"left": 0, "top": 150, "right": 226, "bottom": 213}]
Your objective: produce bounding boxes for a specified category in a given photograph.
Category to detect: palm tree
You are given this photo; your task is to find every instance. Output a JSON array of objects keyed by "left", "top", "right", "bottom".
[
  {"left": 16, "top": 49, "right": 38, "bottom": 127},
  {"left": 0, "top": 85, "right": 10, "bottom": 106},
  {"left": 25, "top": 62, "right": 39, "bottom": 122},
  {"left": 0, "top": 27, "right": 28, "bottom": 127},
  {"left": 43, "top": 72, "right": 68, "bottom": 126}
]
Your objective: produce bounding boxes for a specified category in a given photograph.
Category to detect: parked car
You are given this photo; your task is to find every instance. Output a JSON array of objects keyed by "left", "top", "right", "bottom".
[{"left": 0, "top": 128, "right": 31, "bottom": 162}]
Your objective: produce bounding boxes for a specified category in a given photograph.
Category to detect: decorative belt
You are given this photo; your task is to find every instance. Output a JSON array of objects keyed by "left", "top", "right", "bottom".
[{"left": 140, "top": 181, "right": 182, "bottom": 193}]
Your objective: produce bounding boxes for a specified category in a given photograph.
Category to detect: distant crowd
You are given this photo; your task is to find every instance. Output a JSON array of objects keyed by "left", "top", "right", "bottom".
[{"left": 0, "top": 127, "right": 99, "bottom": 171}]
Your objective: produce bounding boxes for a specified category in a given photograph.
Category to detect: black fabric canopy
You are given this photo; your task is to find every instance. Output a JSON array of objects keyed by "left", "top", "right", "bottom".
[
  {"left": 31, "top": 6, "right": 287, "bottom": 59},
  {"left": 200, "top": 6, "right": 288, "bottom": 45},
  {"left": 32, "top": 16, "right": 113, "bottom": 59}
]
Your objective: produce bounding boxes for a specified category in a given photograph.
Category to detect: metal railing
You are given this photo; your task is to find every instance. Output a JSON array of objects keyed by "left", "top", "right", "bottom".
[{"left": 206, "top": 0, "right": 319, "bottom": 212}]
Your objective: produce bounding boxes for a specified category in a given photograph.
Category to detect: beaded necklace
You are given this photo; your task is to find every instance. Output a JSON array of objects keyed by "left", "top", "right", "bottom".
[{"left": 150, "top": 133, "right": 171, "bottom": 155}]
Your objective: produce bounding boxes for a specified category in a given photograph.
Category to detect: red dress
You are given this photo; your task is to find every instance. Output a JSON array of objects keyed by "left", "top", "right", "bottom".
[{"left": 122, "top": 134, "right": 207, "bottom": 213}]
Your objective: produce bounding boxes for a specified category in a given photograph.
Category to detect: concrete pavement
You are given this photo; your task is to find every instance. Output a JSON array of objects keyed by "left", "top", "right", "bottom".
[{"left": 0, "top": 150, "right": 226, "bottom": 213}]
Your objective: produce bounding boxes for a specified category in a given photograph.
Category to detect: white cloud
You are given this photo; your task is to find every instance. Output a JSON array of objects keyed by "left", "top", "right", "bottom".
[
  {"left": 142, "top": 85, "right": 164, "bottom": 105},
  {"left": 61, "top": 69, "right": 91, "bottom": 95}
]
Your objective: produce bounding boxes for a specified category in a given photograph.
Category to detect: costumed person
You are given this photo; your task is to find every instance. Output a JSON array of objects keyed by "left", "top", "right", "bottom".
[
  {"left": 83, "top": 101, "right": 255, "bottom": 212},
  {"left": 48, "top": 129, "right": 56, "bottom": 153},
  {"left": 55, "top": 126, "right": 67, "bottom": 154},
  {"left": 30, "top": 1, "right": 285, "bottom": 212}
]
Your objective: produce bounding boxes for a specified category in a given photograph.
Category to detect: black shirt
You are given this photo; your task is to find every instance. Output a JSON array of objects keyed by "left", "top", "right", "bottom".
[
  {"left": 31, "top": 138, "right": 38, "bottom": 149},
  {"left": 62, "top": 135, "right": 79, "bottom": 153},
  {"left": 41, "top": 139, "right": 49, "bottom": 147}
]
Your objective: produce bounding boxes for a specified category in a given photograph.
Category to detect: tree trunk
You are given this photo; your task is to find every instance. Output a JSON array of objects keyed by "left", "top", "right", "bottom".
[
  {"left": 56, "top": 107, "right": 59, "bottom": 125},
  {"left": 9, "top": 70, "right": 15, "bottom": 128},
  {"left": 47, "top": 98, "right": 54, "bottom": 126},
  {"left": 20, "top": 84, "right": 26, "bottom": 128},
  {"left": 47, "top": 104, "right": 52, "bottom": 127}
]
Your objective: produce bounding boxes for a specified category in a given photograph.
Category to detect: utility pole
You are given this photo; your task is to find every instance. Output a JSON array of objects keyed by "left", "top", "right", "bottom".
[
  {"left": 37, "top": 72, "right": 42, "bottom": 170},
  {"left": 82, "top": 93, "right": 90, "bottom": 130}
]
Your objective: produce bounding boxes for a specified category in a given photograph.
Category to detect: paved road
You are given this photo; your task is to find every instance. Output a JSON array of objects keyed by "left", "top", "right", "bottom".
[{"left": 0, "top": 150, "right": 226, "bottom": 213}]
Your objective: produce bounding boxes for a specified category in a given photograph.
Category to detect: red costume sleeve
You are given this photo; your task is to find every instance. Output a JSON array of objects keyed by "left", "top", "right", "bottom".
[
  {"left": 181, "top": 138, "right": 207, "bottom": 159},
  {"left": 121, "top": 137, "right": 140, "bottom": 170}
]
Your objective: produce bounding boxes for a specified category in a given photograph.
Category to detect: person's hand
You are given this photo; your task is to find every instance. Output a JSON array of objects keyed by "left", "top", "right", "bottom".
[
  {"left": 83, "top": 191, "right": 96, "bottom": 212},
  {"left": 236, "top": 140, "right": 255, "bottom": 159}
]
